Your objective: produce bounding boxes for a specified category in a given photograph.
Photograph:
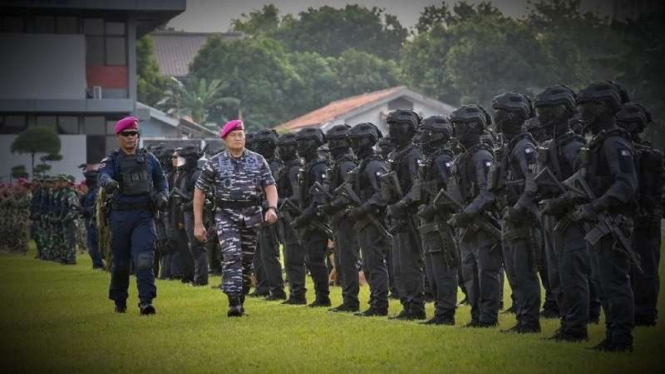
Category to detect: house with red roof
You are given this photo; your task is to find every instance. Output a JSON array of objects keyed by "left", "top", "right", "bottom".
[{"left": 274, "top": 86, "right": 456, "bottom": 135}]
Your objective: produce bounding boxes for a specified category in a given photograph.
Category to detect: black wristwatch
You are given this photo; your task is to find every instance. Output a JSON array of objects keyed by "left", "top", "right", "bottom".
[{"left": 267, "top": 206, "right": 278, "bottom": 213}]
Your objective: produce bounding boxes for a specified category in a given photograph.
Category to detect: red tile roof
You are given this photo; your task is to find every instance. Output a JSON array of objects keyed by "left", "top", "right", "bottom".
[{"left": 275, "top": 86, "right": 404, "bottom": 132}]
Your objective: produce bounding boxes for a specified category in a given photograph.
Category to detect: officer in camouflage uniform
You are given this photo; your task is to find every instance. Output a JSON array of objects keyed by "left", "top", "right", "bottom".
[
  {"left": 59, "top": 175, "right": 79, "bottom": 265},
  {"left": 491, "top": 93, "right": 542, "bottom": 333},
  {"left": 616, "top": 102, "right": 664, "bottom": 327},
  {"left": 448, "top": 105, "right": 502, "bottom": 328},
  {"left": 193, "top": 120, "right": 278, "bottom": 317},
  {"left": 275, "top": 133, "right": 308, "bottom": 305},
  {"left": 535, "top": 85, "right": 593, "bottom": 341},
  {"left": 573, "top": 82, "right": 637, "bottom": 352},
  {"left": 30, "top": 178, "right": 43, "bottom": 258},
  {"left": 291, "top": 128, "right": 332, "bottom": 308},
  {"left": 384, "top": 109, "right": 426, "bottom": 321},
  {"left": 252, "top": 129, "right": 287, "bottom": 300},
  {"left": 321, "top": 124, "right": 361, "bottom": 313},
  {"left": 0, "top": 185, "right": 10, "bottom": 252}
]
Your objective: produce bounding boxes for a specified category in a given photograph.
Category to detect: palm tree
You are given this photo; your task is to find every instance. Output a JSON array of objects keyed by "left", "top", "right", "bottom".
[{"left": 161, "top": 77, "right": 240, "bottom": 127}]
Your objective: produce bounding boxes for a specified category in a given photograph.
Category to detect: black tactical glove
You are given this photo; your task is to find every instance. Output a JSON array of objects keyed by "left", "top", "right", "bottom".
[
  {"left": 503, "top": 205, "right": 522, "bottom": 222},
  {"left": 386, "top": 201, "right": 408, "bottom": 218},
  {"left": 447, "top": 211, "right": 472, "bottom": 228},
  {"left": 417, "top": 204, "right": 437, "bottom": 221},
  {"left": 153, "top": 192, "right": 168, "bottom": 211},
  {"left": 105, "top": 180, "right": 119, "bottom": 194},
  {"left": 571, "top": 203, "right": 597, "bottom": 222}
]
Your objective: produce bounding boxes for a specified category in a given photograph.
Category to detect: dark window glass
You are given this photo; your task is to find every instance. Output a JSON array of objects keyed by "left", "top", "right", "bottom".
[
  {"left": 106, "top": 21, "right": 125, "bottom": 35},
  {"left": 83, "top": 116, "right": 105, "bottom": 135},
  {"left": 0, "top": 115, "right": 27, "bottom": 134},
  {"left": 87, "top": 135, "right": 106, "bottom": 164},
  {"left": 34, "top": 16, "right": 55, "bottom": 33},
  {"left": 57, "top": 116, "right": 79, "bottom": 134},
  {"left": 56, "top": 16, "right": 78, "bottom": 34},
  {"left": 105, "top": 37, "right": 126, "bottom": 66},
  {"left": 36, "top": 115, "right": 56, "bottom": 130},
  {"left": 105, "top": 135, "right": 117, "bottom": 155},
  {"left": 83, "top": 18, "right": 104, "bottom": 35},
  {"left": 86, "top": 36, "right": 104, "bottom": 65},
  {"left": 3, "top": 16, "right": 24, "bottom": 33}
]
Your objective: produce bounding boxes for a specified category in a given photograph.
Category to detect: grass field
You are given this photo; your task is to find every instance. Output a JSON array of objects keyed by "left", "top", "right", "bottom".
[{"left": 1, "top": 244, "right": 663, "bottom": 374}]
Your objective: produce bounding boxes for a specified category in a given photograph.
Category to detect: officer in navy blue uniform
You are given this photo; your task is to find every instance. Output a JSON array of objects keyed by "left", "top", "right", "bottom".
[{"left": 98, "top": 117, "right": 168, "bottom": 315}]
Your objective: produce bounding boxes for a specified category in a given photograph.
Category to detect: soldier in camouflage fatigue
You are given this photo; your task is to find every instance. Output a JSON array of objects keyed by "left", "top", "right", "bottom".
[
  {"left": 12, "top": 180, "right": 32, "bottom": 255},
  {"left": 0, "top": 185, "right": 10, "bottom": 252},
  {"left": 193, "top": 120, "right": 279, "bottom": 317},
  {"left": 59, "top": 175, "right": 79, "bottom": 265}
]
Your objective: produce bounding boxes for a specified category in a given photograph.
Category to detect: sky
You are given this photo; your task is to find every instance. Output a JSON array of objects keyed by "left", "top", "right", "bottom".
[{"left": 167, "top": 0, "right": 614, "bottom": 33}]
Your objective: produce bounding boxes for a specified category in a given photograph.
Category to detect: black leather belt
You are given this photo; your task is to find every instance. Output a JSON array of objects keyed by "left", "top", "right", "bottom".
[{"left": 112, "top": 201, "right": 151, "bottom": 211}]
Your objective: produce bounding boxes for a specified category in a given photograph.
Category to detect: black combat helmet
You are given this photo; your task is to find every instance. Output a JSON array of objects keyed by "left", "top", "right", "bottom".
[
  {"left": 325, "top": 124, "right": 352, "bottom": 151},
  {"left": 276, "top": 132, "right": 298, "bottom": 146},
  {"left": 254, "top": 129, "right": 279, "bottom": 157},
  {"left": 534, "top": 85, "right": 576, "bottom": 110},
  {"left": 419, "top": 115, "right": 453, "bottom": 147},
  {"left": 576, "top": 81, "right": 630, "bottom": 114},
  {"left": 616, "top": 102, "right": 652, "bottom": 135},
  {"left": 349, "top": 122, "right": 382, "bottom": 154},
  {"left": 245, "top": 131, "right": 257, "bottom": 152},
  {"left": 387, "top": 109, "right": 420, "bottom": 146},
  {"left": 276, "top": 132, "right": 299, "bottom": 160}
]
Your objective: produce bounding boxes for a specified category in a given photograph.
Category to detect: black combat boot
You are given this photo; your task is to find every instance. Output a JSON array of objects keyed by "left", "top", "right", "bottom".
[
  {"left": 227, "top": 296, "right": 244, "bottom": 317},
  {"left": 265, "top": 292, "right": 287, "bottom": 301},
  {"left": 139, "top": 302, "right": 156, "bottom": 316},
  {"left": 421, "top": 316, "right": 455, "bottom": 326},
  {"left": 308, "top": 297, "right": 332, "bottom": 308},
  {"left": 281, "top": 296, "right": 307, "bottom": 305},
  {"left": 328, "top": 304, "right": 359, "bottom": 313},
  {"left": 355, "top": 308, "right": 388, "bottom": 317},
  {"left": 114, "top": 302, "right": 127, "bottom": 314}
]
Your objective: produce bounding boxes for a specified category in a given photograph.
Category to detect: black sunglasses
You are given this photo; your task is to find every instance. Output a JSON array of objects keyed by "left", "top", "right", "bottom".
[{"left": 120, "top": 131, "right": 139, "bottom": 137}]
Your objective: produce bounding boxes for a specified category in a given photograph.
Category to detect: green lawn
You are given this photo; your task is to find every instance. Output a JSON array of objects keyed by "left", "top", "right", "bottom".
[{"left": 1, "top": 243, "right": 663, "bottom": 374}]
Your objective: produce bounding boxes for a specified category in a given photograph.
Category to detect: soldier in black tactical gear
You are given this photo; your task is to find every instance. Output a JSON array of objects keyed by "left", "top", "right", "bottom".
[
  {"left": 447, "top": 105, "right": 502, "bottom": 328},
  {"left": 345, "top": 123, "right": 392, "bottom": 317},
  {"left": 375, "top": 135, "right": 398, "bottom": 300},
  {"left": 276, "top": 133, "right": 308, "bottom": 305},
  {"left": 491, "top": 93, "right": 541, "bottom": 333},
  {"left": 155, "top": 145, "right": 176, "bottom": 279},
  {"left": 321, "top": 124, "right": 361, "bottom": 313},
  {"left": 251, "top": 129, "right": 287, "bottom": 301},
  {"left": 616, "top": 102, "right": 663, "bottom": 327},
  {"left": 535, "top": 85, "right": 593, "bottom": 341},
  {"left": 291, "top": 128, "right": 332, "bottom": 307},
  {"left": 414, "top": 116, "right": 458, "bottom": 325},
  {"left": 177, "top": 145, "right": 209, "bottom": 286},
  {"left": 574, "top": 82, "right": 637, "bottom": 352},
  {"left": 384, "top": 109, "right": 426, "bottom": 321}
]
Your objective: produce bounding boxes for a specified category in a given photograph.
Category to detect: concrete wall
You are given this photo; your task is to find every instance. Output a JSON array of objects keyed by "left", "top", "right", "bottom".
[
  {"left": 0, "top": 135, "right": 87, "bottom": 183},
  {"left": 0, "top": 34, "right": 86, "bottom": 100}
]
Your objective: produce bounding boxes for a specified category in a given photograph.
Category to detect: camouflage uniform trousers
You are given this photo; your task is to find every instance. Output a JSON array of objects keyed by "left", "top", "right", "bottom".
[{"left": 214, "top": 208, "right": 260, "bottom": 297}]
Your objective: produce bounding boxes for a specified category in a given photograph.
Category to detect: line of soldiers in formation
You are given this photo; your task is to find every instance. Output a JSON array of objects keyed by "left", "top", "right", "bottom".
[
  {"left": 4, "top": 81, "right": 660, "bottom": 354},
  {"left": 20, "top": 175, "right": 99, "bottom": 266},
  {"left": 0, "top": 181, "right": 31, "bottom": 255},
  {"left": 137, "top": 81, "right": 659, "bottom": 353}
]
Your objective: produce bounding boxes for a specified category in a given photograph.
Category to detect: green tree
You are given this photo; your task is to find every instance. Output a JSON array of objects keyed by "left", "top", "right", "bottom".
[
  {"left": 33, "top": 164, "right": 51, "bottom": 176},
  {"left": 137, "top": 36, "right": 168, "bottom": 107},
  {"left": 330, "top": 49, "right": 403, "bottom": 98},
  {"left": 161, "top": 77, "right": 240, "bottom": 127},
  {"left": 11, "top": 165, "right": 28, "bottom": 180},
  {"left": 232, "top": 4, "right": 407, "bottom": 61},
  {"left": 11, "top": 127, "right": 61, "bottom": 177}
]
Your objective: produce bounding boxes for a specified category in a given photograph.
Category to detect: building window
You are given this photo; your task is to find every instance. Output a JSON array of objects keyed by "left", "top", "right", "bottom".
[
  {"left": 36, "top": 115, "right": 57, "bottom": 130},
  {"left": 0, "top": 115, "right": 28, "bottom": 134},
  {"left": 34, "top": 15, "right": 55, "bottom": 33},
  {"left": 83, "top": 116, "right": 106, "bottom": 135},
  {"left": 2, "top": 16, "right": 24, "bottom": 33},
  {"left": 84, "top": 18, "right": 126, "bottom": 66},
  {"left": 56, "top": 16, "right": 78, "bottom": 34},
  {"left": 87, "top": 135, "right": 106, "bottom": 164},
  {"left": 57, "top": 116, "right": 80, "bottom": 134}
]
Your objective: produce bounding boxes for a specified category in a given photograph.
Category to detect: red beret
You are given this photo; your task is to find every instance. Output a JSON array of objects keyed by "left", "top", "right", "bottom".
[
  {"left": 114, "top": 116, "right": 139, "bottom": 134},
  {"left": 220, "top": 119, "right": 244, "bottom": 139}
]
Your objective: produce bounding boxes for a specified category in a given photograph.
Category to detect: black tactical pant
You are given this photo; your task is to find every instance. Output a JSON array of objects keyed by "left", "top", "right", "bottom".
[
  {"left": 590, "top": 226, "right": 635, "bottom": 346},
  {"left": 253, "top": 240, "right": 269, "bottom": 294},
  {"left": 334, "top": 219, "right": 360, "bottom": 308},
  {"left": 257, "top": 224, "right": 285, "bottom": 297},
  {"left": 535, "top": 218, "right": 558, "bottom": 313},
  {"left": 283, "top": 240, "right": 307, "bottom": 300},
  {"left": 356, "top": 220, "right": 389, "bottom": 311},
  {"left": 543, "top": 215, "right": 590, "bottom": 336},
  {"left": 460, "top": 230, "right": 502, "bottom": 324},
  {"left": 501, "top": 238, "right": 517, "bottom": 310},
  {"left": 303, "top": 230, "right": 330, "bottom": 301},
  {"left": 631, "top": 222, "right": 661, "bottom": 323},
  {"left": 503, "top": 220, "right": 541, "bottom": 329},
  {"left": 184, "top": 212, "right": 209, "bottom": 285},
  {"left": 421, "top": 222, "right": 458, "bottom": 320},
  {"left": 392, "top": 217, "right": 425, "bottom": 314}
]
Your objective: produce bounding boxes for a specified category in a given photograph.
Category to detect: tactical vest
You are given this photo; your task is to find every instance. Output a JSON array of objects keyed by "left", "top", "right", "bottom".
[
  {"left": 421, "top": 148, "right": 454, "bottom": 205},
  {"left": 392, "top": 143, "right": 420, "bottom": 194},
  {"left": 300, "top": 158, "right": 329, "bottom": 204},
  {"left": 277, "top": 158, "right": 303, "bottom": 200},
  {"left": 455, "top": 143, "right": 493, "bottom": 203},
  {"left": 537, "top": 131, "right": 585, "bottom": 182},
  {"left": 634, "top": 141, "right": 664, "bottom": 213},
  {"left": 330, "top": 154, "right": 356, "bottom": 189},
  {"left": 584, "top": 127, "right": 634, "bottom": 207},
  {"left": 504, "top": 133, "right": 537, "bottom": 205},
  {"left": 356, "top": 155, "right": 383, "bottom": 201},
  {"left": 116, "top": 149, "right": 151, "bottom": 196}
]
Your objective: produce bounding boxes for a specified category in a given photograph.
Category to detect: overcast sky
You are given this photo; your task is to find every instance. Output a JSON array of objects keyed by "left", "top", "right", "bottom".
[{"left": 167, "top": 0, "right": 613, "bottom": 33}]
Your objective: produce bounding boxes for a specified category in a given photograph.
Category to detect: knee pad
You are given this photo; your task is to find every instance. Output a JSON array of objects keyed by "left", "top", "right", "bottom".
[{"left": 137, "top": 253, "right": 154, "bottom": 271}]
